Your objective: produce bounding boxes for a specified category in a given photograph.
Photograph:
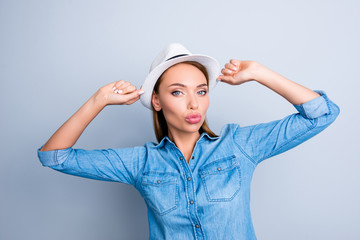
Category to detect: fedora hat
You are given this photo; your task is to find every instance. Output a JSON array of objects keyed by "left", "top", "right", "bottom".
[{"left": 140, "top": 43, "right": 220, "bottom": 110}]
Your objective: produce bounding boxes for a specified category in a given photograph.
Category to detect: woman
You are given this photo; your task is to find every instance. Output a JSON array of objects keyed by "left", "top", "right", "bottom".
[{"left": 38, "top": 43, "right": 340, "bottom": 239}]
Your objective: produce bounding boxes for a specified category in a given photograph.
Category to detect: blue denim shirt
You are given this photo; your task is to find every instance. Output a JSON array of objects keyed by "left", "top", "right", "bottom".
[{"left": 37, "top": 90, "right": 339, "bottom": 240}]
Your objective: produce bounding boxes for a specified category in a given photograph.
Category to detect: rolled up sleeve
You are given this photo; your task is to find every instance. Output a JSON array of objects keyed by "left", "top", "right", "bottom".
[
  {"left": 294, "top": 90, "right": 332, "bottom": 119},
  {"left": 37, "top": 145, "right": 146, "bottom": 186},
  {"left": 233, "top": 90, "right": 340, "bottom": 166}
]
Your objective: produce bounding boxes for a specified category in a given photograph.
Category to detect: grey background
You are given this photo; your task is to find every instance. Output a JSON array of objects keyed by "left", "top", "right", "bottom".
[{"left": 0, "top": 0, "right": 358, "bottom": 239}]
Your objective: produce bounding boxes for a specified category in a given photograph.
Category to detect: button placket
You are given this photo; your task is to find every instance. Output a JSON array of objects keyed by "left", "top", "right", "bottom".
[{"left": 171, "top": 142, "right": 204, "bottom": 239}]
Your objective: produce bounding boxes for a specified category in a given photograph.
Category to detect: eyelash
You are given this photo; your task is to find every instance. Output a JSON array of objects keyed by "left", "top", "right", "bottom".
[{"left": 172, "top": 90, "right": 207, "bottom": 96}]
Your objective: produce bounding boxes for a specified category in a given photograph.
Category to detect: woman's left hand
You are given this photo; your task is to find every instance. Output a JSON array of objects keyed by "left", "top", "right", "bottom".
[{"left": 217, "top": 59, "right": 259, "bottom": 85}]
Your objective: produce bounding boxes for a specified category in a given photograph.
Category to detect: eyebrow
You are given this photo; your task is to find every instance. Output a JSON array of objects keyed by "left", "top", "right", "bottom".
[{"left": 167, "top": 83, "right": 208, "bottom": 88}]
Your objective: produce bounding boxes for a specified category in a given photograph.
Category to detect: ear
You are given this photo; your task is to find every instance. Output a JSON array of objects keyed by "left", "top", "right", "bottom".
[{"left": 152, "top": 91, "right": 162, "bottom": 111}]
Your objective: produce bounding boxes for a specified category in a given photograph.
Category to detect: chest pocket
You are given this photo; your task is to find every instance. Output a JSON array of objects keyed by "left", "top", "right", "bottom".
[
  {"left": 198, "top": 155, "right": 241, "bottom": 202},
  {"left": 141, "top": 172, "right": 179, "bottom": 216}
]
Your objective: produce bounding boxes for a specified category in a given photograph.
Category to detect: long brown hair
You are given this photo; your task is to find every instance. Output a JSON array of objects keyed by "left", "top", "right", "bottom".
[{"left": 151, "top": 61, "right": 218, "bottom": 143}]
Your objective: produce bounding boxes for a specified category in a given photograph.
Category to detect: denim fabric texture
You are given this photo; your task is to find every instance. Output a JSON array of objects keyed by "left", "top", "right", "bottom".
[{"left": 37, "top": 90, "right": 340, "bottom": 240}]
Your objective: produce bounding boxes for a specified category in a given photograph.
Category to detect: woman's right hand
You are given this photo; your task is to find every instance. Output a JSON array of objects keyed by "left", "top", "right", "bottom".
[
  {"left": 95, "top": 80, "right": 144, "bottom": 106},
  {"left": 40, "top": 80, "right": 144, "bottom": 152}
]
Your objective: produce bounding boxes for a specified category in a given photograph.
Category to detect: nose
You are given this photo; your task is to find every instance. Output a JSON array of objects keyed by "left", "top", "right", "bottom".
[{"left": 187, "top": 92, "right": 199, "bottom": 110}]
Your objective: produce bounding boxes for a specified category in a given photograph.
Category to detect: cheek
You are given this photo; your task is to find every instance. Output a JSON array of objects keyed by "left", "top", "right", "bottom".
[
  {"left": 159, "top": 96, "right": 180, "bottom": 118},
  {"left": 161, "top": 99, "right": 183, "bottom": 117},
  {"left": 201, "top": 97, "right": 210, "bottom": 111}
]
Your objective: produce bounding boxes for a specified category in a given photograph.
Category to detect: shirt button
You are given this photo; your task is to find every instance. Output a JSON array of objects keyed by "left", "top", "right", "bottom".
[
  {"left": 180, "top": 157, "right": 183, "bottom": 160},
  {"left": 190, "top": 200, "right": 194, "bottom": 204},
  {"left": 217, "top": 167, "right": 221, "bottom": 171},
  {"left": 195, "top": 224, "right": 200, "bottom": 228},
  {"left": 192, "top": 156, "right": 195, "bottom": 159},
  {"left": 157, "top": 180, "right": 161, "bottom": 184},
  {"left": 187, "top": 177, "right": 191, "bottom": 181}
]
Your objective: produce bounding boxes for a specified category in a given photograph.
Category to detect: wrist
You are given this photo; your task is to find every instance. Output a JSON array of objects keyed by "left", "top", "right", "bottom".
[
  {"left": 250, "top": 62, "right": 271, "bottom": 84},
  {"left": 92, "top": 89, "right": 108, "bottom": 109}
]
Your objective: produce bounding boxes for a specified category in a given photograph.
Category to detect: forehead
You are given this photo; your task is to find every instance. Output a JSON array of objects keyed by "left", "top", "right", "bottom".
[{"left": 160, "top": 63, "right": 207, "bottom": 86}]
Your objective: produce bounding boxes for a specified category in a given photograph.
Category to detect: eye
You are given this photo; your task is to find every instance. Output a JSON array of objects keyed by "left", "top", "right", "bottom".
[
  {"left": 198, "top": 90, "right": 207, "bottom": 95},
  {"left": 171, "top": 90, "right": 182, "bottom": 96}
]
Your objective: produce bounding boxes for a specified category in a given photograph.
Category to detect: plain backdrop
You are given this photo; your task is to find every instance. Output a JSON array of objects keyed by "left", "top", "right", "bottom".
[{"left": 0, "top": 0, "right": 358, "bottom": 239}]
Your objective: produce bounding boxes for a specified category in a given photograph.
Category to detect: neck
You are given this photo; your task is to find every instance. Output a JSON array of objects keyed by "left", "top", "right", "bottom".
[{"left": 168, "top": 129, "right": 201, "bottom": 160}]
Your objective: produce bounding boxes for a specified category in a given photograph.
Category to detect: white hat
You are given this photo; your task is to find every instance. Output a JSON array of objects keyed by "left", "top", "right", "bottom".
[{"left": 140, "top": 43, "right": 220, "bottom": 110}]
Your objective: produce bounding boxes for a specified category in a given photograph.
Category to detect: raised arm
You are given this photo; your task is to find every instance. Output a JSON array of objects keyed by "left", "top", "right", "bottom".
[
  {"left": 216, "top": 60, "right": 320, "bottom": 105},
  {"left": 217, "top": 59, "right": 340, "bottom": 165},
  {"left": 40, "top": 80, "right": 144, "bottom": 152}
]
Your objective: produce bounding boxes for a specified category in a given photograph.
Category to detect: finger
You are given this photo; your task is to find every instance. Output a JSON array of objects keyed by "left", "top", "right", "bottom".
[
  {"left": 112, "top": 80, "right": 124, "bottom": 93},
  {"left": 122, "top": 89, "right": 144, "bottom": 103},
  {"left": 119, "top": 81, "right": 131, "bottom": 89},
  {"left": 114, "top": 81, "right": 131, "bottom": 94},
  {"left": 225, "top": 63, "right": 238, "bottom": 72},
  {"left": 221, "top": 68, "right": 234, "bottom": 75},
  {"left": 121, "top": 84, "right": 137, "bottom": 94},
  {"left": 113, "top": 80, "right": 125, "bottom": 89},
  {"left": 230, "top": 59, "right": 240, "bottom": 67},
  {"left": 217, "top": 75, "right": 235, "bottom": 84}
]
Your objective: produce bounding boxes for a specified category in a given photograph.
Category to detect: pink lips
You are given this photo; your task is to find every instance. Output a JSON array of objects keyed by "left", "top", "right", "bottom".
[{"left": 185, "top": 113, "right": 201, "bottom": 124}]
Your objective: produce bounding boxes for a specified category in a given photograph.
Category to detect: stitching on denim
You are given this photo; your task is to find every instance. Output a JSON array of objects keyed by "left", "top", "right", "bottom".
[
  {"left": 199, "top": 166, "right": 241, "bottom": 202},
  {"left": 260, "top": 118, "right": 318, "bottom": 162},
  {"left": 141, "top": 172, "right": 179, "bottom": 215},
  {"left": 134, "top": 148, "right": 147, "bottom": 189},
  {"left": 76, "top": 171, "right": 114, "bottom": 181},
  {"left": 54, "top": 150, "right": 59, "bottom": 165},
  {"left": 233, "top": 137, "right": 257, "bottom": 167},
  {"left": 157, "top": 183, "right": 179, "bottom": 215},
  {"left": 322, "top": 93, "right": 332, "bottom": 115},
  {"left": 232, "top": 124, "right": 257, "bottom": 166},
  {"left": 120, "top": 157, "right": 135, "bottom": 185},
  {"left": 183, "top": 168, "right": 194, "bottom": 231},
  {"left": 300, "top": 104, "right": 309, "bottom": 119},
  {"left": 134, "top": 165, "right": 144, "bottom": 189},
  {"left": 198, "top": 155, "right": 237, "bottom": 175},
  {"left": 112, "top": 149, "right": 135, "bottom": 185},
  {"left": 190, "top": 168, "right": 203, "bottom": 235}
]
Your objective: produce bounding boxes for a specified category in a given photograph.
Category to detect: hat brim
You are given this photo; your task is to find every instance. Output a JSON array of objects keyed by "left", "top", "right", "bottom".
[{"left": 140, "top": 54, "right": 220, "bottom": 110}]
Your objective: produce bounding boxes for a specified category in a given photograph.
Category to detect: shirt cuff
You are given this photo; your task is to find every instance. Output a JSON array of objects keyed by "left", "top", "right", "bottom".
[
  {"left": 37, "top": 145, "right": 73, "bottom": 167},
  {"left": 293, "top": 90, "right": 330, "bottom": 119}
]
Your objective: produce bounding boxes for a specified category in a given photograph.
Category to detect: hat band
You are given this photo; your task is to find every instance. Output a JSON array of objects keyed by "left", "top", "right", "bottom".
[{"left": 166, "top": 54, "right": 189, "bottom": 61}]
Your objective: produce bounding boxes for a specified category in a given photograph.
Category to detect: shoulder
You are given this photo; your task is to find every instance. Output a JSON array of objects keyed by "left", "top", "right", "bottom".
[{"left": 219, "top": 123, "right": 241, "bottom": 136}]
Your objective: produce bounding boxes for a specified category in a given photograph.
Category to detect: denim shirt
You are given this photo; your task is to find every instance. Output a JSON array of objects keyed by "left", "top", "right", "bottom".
[{"left": 37, "top": 90, "right": 339, "bottom": 240}]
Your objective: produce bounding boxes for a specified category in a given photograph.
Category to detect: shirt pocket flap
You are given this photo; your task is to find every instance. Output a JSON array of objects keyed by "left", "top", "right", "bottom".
[
  {"left": 199, "top": 155, "right": 238, "bottom": 177},
  {"left": 141, "top": 172, "right": 178, "bottom": 186}
]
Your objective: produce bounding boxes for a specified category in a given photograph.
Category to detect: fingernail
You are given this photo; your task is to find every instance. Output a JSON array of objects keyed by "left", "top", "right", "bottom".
[
  {"left": 138, "top": 90, "right": 144, "bottom": 95},
  {"left": 112, "top": 86, "right": 117, "bottom": 90},
  {"left": 117, "top": 89, "right": 123, "bottom": 94},
  {"left": 233, "top": 67, "right": 237, "bottom": 71},
  {"left": 114, "top": 89, "right": 118, "bottom": 94}
]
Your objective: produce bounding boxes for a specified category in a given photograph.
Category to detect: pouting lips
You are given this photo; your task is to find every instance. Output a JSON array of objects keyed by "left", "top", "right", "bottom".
[{"left": 185, "top": 113, "right": 201, "bottom": 124}]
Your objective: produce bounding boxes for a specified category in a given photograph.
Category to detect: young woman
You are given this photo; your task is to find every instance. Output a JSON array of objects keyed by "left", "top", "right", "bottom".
[{"left": 38, "top": 43, "right": 340, "bottom": 239}]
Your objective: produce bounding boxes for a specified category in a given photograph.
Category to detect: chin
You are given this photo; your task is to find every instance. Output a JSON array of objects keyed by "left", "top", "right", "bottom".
[{"left": 184, "top": 122, "right": 203, "bottom": 132}]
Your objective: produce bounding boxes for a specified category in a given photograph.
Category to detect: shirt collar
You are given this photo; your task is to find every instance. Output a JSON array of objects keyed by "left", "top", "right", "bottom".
[{"left": 153, "top": 131, "right": 220, "bottom": 149}]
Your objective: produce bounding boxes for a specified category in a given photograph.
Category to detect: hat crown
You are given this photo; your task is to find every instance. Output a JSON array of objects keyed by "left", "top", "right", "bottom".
[{"left": 149, "top": 43, "right": 191, "bottom": 72}]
